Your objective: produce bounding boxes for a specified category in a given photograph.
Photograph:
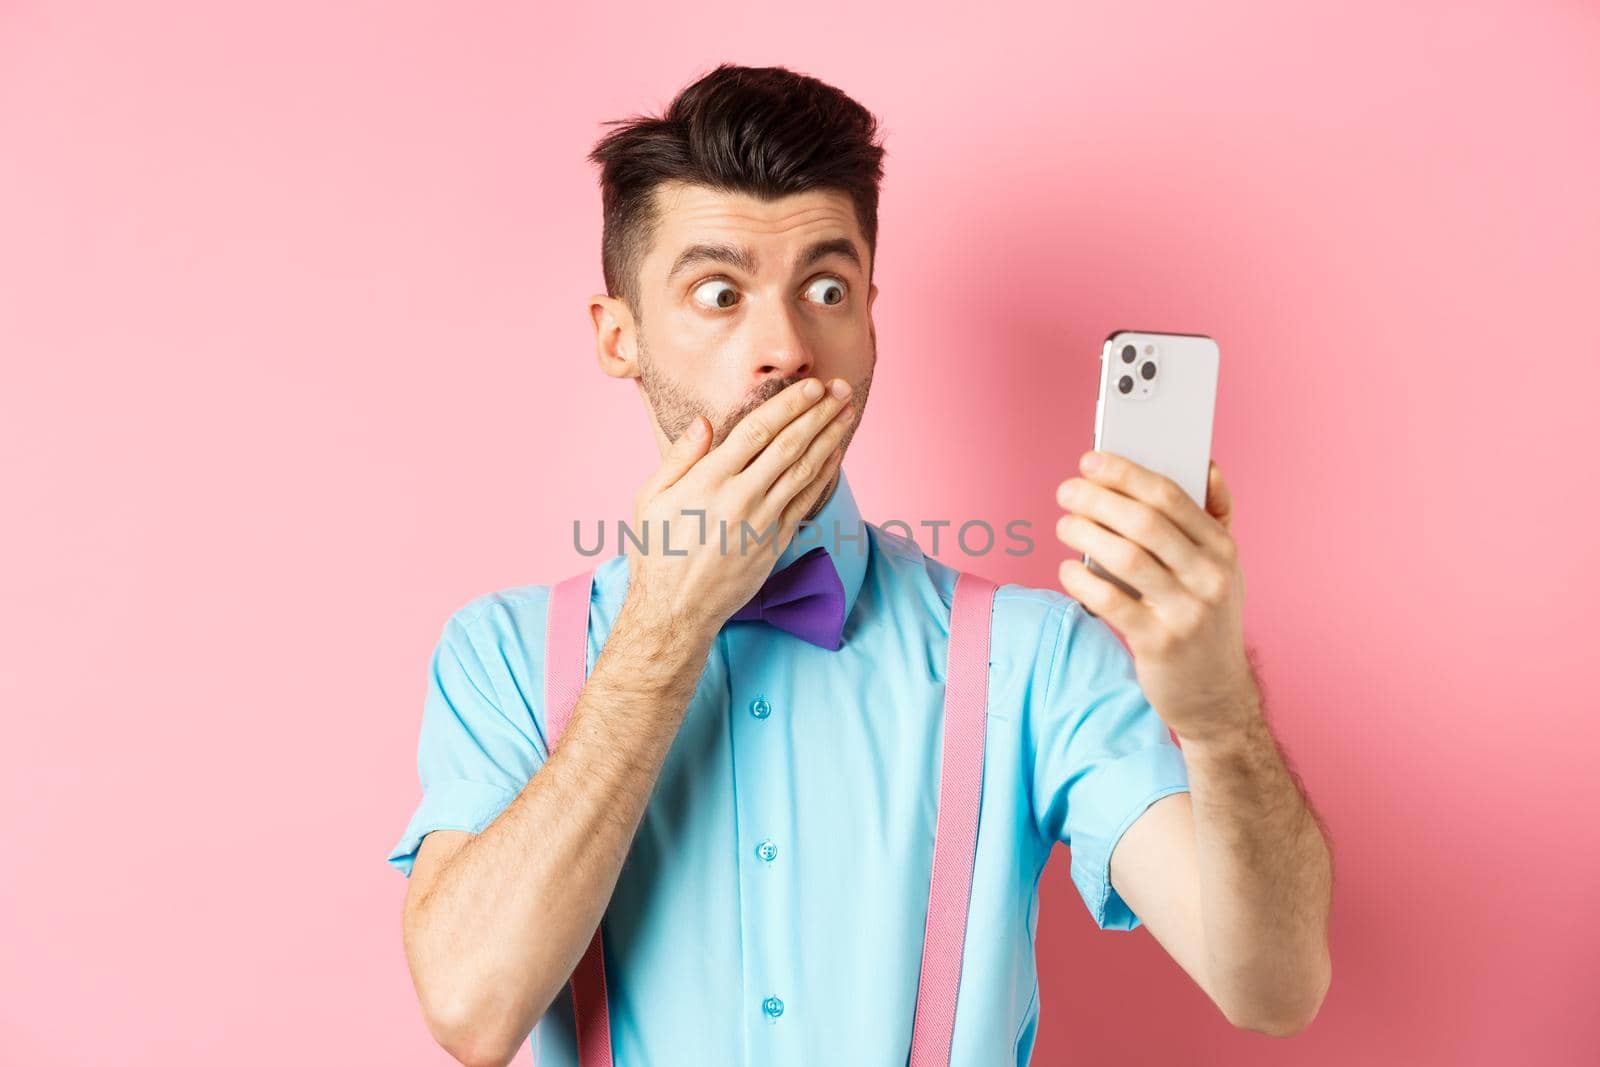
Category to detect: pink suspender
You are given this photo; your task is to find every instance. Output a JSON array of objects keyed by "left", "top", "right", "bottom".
[
  {"left": 543, "top": 568, "right": 998, "bottom": 1067},
  {"left": 545, "top": 570, "right": 615, "bottom": 1066},
  {"left": 907, "top": 569, "right": 997, "bottom": 1065}
]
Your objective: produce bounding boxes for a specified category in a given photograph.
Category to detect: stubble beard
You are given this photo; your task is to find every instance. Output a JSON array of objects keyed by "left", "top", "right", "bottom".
[{"left": 637, "top": 330, "right": 874, "bottom": 523}]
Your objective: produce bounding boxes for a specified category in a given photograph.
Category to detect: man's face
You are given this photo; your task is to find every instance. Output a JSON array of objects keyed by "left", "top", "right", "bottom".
[{"left": 593, "top": 180, "right": 877, "bottom": 473}]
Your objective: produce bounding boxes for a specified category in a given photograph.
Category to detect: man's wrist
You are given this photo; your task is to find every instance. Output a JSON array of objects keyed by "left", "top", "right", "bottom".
[
  {"left": 610, "top": 588, "right": 717, "bottom": 689},
  {"left": 1173, "top": 691, "right": 1267, "bottom": 756}
]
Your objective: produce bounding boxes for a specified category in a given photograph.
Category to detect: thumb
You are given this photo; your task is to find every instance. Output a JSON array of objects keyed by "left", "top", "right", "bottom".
[{"left": 1205, "top": 460, "right": 1233, "bottom": 532}]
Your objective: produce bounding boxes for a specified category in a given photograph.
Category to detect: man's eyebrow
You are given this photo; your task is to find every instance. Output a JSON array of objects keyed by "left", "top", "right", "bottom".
[
  {"left": 665, "top": 237, "right": 864, "bottom": 283},
  {"left": 666, "top": 242, "right": 756, "bottom": 283},
  {"left": 798, "top": 236, "right": 863, "bottom": 274}
]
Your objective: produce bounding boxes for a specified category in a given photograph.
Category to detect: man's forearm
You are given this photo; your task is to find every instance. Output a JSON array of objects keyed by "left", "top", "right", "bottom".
[
  {"left": 405, "top": 593, "right": 715, "bottom": 1064},
  {"left": 1177, "top": 693, "right": 1333, "bottom": 1035}
]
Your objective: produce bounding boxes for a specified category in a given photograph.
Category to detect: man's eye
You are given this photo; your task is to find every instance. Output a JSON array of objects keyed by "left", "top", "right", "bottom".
[
  {"left": 805, "top": 277, "right": 846, "bottom": 306},
  {"left": 691, "top": 279, "right": 739, "bottom": 309}
]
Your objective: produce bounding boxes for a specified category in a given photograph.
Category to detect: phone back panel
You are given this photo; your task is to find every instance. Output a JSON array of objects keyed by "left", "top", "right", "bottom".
[{"left": 1093, "top": 331, "right": 1220, "bottom": 506}]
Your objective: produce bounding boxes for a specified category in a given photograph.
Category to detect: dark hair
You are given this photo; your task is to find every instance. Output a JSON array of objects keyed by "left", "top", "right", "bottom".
[{"left": 587, "top": 63, "right": 887, "bottom": 317}]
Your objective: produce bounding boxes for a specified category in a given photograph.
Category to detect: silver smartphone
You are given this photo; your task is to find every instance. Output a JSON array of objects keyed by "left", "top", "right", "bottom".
[{"left": 1084, "top": 329, "right": 1220, "bottom": 607}]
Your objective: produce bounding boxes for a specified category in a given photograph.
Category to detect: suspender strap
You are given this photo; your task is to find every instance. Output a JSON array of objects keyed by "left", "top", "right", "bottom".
[
  {"left": 544, "top": 569, "right": 614, "bottom": 1067},
  {"left": 546, "top": 567, "right": 998, "bottom": 1067},
  {"left": 908, "top": 571, "right": 998, "bottom": 1066}
]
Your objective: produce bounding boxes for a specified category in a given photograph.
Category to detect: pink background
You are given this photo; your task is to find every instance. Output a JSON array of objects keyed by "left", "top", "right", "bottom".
[{"left": 3, "top": 2, "right": 1596, "bottom": 1063}]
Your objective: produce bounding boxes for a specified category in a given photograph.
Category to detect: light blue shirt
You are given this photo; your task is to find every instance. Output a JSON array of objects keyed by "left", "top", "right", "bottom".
[{"left": 387, "top": 468, "right": 1191, "bottom": 1065}]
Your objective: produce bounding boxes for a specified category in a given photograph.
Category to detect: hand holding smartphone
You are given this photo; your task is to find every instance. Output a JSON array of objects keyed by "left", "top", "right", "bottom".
[{"left": 1083, "top": 330, "right": 1220, "bottom": 608}]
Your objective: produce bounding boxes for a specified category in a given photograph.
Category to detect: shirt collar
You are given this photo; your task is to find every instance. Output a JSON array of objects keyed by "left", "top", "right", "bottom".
[
  {"left": 599, "top": 466, "right": 869, "bottom": 630},
  {"left": 773, "top": 465, "right": 868, "bottom": 628}
]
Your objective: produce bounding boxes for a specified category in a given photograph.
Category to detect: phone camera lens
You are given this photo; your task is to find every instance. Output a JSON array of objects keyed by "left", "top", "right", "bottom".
[
  {"left": 1120, "top": 344, "right": 1137, "bottom": 363},
  {"left": 1117, "top": 375, "right": 1134, "bottom": 394},
  {"left": 1139, "top": 361, "right": 1157, "bottom": 380}
]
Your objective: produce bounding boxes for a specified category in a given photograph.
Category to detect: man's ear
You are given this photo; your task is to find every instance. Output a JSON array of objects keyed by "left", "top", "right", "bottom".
[{"left": 590, "top": 293, "right": 638, "bottom": 379}]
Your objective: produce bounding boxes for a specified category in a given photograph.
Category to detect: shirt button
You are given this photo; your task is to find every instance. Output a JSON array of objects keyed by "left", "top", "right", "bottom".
[
  {"left": 750, "top": 697, "right": 772, "bottom": 719},
  {"left": 756, "top": 839, "right": 778, "bottom": 863},
  {"left": 762, "top": 995, "right": 785, "bottom": 1019}
]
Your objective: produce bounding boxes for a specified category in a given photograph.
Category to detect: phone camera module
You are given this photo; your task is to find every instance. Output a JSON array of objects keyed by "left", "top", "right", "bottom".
[{"left": 1111, "top": 341, "right": 1159, "bottom": 401}]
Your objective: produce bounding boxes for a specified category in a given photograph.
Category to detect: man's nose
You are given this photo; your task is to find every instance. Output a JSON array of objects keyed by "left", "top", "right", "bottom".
[{"left": 748, "top": 304, "right": 815, "bottom": 383}]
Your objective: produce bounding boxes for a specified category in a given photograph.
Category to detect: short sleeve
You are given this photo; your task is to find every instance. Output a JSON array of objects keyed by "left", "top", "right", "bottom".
[
  {"left": 385, "top": 603, "right": 550, "bottom": 877},
  {"left": 1031, "top": 601, "right": 1190, "bottom": 931}
]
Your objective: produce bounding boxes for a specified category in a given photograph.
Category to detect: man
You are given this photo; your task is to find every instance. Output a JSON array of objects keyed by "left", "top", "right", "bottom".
[{"left": 387, "top": 63, "right": 1332, "bottom": 1067}]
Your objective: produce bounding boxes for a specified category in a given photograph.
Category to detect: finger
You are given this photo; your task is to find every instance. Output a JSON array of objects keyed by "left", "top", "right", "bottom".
[
  {"left": 776, "top": 445, "right": 844, "bottom": 537},
  {"left": 1056, "top": 476, "right": 1208, "bottom": 578},
  {"left": 702, "top": 378, "right": 831, "bottom": 482},
  {"left": 758, "top": 400, "right": 854, "bottom": 517},
  {"left": 1062, "top": 515, "right": 1203, "bottom": 620},
  {"left": 641, "top": 415, "right": 712, "bottom": 498},
  {"left": 1205, "top": 460, "right": 1234, "bottom": 531},
  {"left": 1077, "top": 451, "right": 1229, "bottom": 555},
  {"left": 1058, "top": 557, "right": 1158, "bottom": 644},
  {"left": 739, "top": 382, "right": 853, "bottom": 498}
]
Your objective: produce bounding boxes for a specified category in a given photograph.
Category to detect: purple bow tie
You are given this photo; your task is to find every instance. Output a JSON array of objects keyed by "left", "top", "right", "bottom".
[{"left": 727, "top": 546, "right": 846, "bottom": 650}]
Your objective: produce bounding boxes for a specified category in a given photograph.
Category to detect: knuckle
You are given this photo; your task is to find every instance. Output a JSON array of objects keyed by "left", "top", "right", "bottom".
[
  {"left": 1130, "top": 509, "right": 1161, "bottom": 545},
  {"left": 1108, "top": 538, "right": 1141, "bottom": 572},
  {"left": 743, "top": 419, "right": 773, "bottom": 450},
  {"left": 1174, "top": 605, "right": 1206, "bottom": 640},
  {"left": 1196, "top": 565, "right": 1229, "bottom": 605}
]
